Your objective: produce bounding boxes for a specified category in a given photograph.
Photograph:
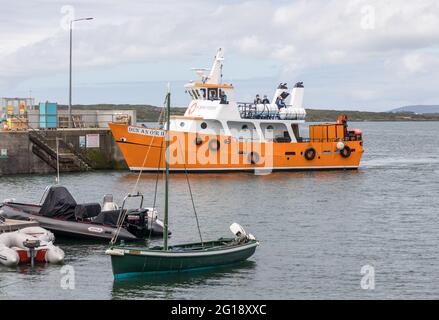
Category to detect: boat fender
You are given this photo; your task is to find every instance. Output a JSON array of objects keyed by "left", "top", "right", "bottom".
[
  {"left": 340, "top": 145, "right": 351, "bottom": 158},
  {"left": 195, "top": 137, "right": 203, "bottom": 146},
  {"left": 336, "top": 141, "right": 345, "bottom": 150},
  {"left": 304, "top": 148, "right": 316, "bottom": 161},
  {"left": 208, "top": 139, "right": 220, "bottom": 151},
  {"left": 248, "top": 152, "right": 260, "bottom": 165}
]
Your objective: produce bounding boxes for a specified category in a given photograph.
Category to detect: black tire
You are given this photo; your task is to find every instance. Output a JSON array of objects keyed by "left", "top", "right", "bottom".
[
  {"left": 340, "top": 145, "right": 351, "bottom": 158},
  {"left": 208, "top": 139, "right": 220, "bottom": 151},
  {"left": 304, "top": 148, "right": 316, "bottom": 161},
  {"left": 248, "top": 152, "right": 260, "bottom": 165},
  {"left": 195, "top": 137, "right": 203, "bottom": 146}
]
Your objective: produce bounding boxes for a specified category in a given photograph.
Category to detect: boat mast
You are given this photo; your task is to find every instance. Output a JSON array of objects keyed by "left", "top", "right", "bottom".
[{"left": 163, "top": 86, "right": 170, "bottom": 251}]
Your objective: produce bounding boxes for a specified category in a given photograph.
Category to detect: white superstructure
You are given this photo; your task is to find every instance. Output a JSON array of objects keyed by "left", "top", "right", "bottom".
[{"left": 170, "top": 48, "right": 307, "bottom": 143}]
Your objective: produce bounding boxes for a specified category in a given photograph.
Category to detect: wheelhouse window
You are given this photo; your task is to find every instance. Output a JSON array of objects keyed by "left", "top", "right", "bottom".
[
  {"left": 186, "top": 90, "right": 195, "bottom": 100},
  {"left": 199, "top": 88, "right": 207, "bottom": 100},
  {"left": 208, "top": 88, "right": 218, "bottom": 100}
]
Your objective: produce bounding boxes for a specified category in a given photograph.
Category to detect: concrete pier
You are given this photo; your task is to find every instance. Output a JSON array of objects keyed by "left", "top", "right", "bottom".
[
  {"left": 0, "top": 129, "right": 127, "bottom": 175},
  {"left": 0, "top": 219, "right": 39, "bottom": 233}
]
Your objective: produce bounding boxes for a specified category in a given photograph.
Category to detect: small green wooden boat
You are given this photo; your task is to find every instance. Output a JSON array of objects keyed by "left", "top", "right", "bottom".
[
  {"left": 107, "top": 238, "right": 258, "bottom": 278},
  {"left": 106, "top": 88, "right": 258, "bottom": 279}
]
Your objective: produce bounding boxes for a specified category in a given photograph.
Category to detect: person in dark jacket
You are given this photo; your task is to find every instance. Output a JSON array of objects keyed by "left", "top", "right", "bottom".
[
  {"left": 262, "top": 95, "right": 270, "bottom": 104},
  {"left": 254, "top": 94, "right": 261, "bottom": 104}
]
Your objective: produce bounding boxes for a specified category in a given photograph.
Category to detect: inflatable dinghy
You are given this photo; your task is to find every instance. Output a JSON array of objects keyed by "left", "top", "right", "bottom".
[{"left": 0, "top": 226, "right": 64, "bottom": 267}]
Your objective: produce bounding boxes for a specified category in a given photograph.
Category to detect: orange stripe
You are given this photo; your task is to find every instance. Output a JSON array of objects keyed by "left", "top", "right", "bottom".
[{"left": 189, "top": 83, "right": 234, "bottom": 89}]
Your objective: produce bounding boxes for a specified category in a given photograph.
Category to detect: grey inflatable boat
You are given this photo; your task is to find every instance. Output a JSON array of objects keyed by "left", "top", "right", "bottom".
[{"left": 0, "top": 185, "right": 167, "bottom": 241}]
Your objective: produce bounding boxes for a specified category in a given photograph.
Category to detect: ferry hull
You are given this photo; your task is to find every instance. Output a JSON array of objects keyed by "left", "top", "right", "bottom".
[{"left": 110, "top": 123, "right": 363, "bottom": 172}]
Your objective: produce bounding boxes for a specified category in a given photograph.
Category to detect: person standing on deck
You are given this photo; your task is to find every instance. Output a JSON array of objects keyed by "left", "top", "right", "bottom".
[{"left": 254, "top": 94, "right": 261, "bottom": 104}]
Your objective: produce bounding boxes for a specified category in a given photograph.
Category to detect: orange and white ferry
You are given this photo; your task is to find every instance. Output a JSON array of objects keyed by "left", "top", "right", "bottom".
[{"left": 109, "top": 49, "right": 364, "bottom": 172}]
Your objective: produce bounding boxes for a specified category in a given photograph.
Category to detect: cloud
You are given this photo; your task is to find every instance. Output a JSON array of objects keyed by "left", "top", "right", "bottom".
[{"left": 1, "top": 0, "right": 439, "bottom": 109}]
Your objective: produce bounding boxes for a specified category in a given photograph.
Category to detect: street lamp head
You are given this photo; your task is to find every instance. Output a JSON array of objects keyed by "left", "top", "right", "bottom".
[{"left": 73, "top": 17, "right": 94, "bottom": 22}]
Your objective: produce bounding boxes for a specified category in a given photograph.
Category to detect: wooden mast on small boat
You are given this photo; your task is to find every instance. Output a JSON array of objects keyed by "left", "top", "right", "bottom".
[{"left": 163, "top": 86, "right": 170, "bottom": 251}]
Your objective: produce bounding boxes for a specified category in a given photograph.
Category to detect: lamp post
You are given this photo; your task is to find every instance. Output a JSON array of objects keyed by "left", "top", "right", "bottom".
[{"left": 68, "top": 17, "right": 93, "bottom": 128}]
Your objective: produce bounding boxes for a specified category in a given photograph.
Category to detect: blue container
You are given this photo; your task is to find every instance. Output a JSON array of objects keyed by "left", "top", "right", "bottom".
[{"left": 39, "top": 102, "right": 58, "bottom": 128}]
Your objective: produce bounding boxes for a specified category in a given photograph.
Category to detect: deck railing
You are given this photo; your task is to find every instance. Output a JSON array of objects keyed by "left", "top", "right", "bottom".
[{"left": 237, "top": 103, "right": 305, "bottom": 120}]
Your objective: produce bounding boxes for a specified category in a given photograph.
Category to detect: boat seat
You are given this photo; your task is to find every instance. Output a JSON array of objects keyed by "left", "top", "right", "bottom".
[
  {"left": 75, "top": 203, "right": 101, "bottom": 220},
  {"left": 91, "top": 209, "right": 125, "bottom": 227}
]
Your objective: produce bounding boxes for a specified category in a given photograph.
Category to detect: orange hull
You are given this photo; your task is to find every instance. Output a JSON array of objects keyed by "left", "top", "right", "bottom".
[{"left": 109, "top": 123, "right": 363, "bottom": 171}]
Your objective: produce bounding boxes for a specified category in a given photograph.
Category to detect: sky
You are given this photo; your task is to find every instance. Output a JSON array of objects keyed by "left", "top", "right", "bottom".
[{"left": 0, "top": 0, "right": 438, "bottom": 111}]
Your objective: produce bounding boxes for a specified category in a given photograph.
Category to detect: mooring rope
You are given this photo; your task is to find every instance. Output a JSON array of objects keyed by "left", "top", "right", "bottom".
[
  {"left": 176, "top": 137, "right": 204, "bottom": 245},
  {"left": 147, "top": 139, "right": 164, "bottom": 244},
  {"left": 131, "top": 101, "right": 166, "bottom": 195},
  {"left": 111, "top": 98, "right": 167, "bottom": 245}
]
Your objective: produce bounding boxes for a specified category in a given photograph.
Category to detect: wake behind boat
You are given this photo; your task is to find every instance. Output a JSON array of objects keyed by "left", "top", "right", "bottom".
[{"left": 0, "top": 185, "right": 167, "bottom": 241}]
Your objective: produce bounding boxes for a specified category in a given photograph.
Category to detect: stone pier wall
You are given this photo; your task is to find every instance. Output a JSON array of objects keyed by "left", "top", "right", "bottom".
[{"left": 0, "top": 129, "right": 127, "bottom": 175}]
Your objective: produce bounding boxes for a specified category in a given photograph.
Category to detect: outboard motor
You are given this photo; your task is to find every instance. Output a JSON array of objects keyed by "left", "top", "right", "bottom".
[{"left": 230, "top": 223, "right": 256, "bottom": 242}]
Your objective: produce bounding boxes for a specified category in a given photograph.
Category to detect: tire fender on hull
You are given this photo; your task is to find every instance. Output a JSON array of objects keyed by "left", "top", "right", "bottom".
[
  {"left": 340, "top": 145, "right": 351, "bottom": 158},
  {"left": 304, "top": 147, "right": 316, "bottom": 161}
]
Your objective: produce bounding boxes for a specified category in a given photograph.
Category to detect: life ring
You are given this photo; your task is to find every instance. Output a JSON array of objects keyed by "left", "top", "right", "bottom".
[
  {"left": 248, "top": 152, "right": 260, "bottom": 165},
  {"left": 195, "top": 136, "right": 203, "bottom": 146},
  {"left": 208, "top": 139, "right": 220, "bottom": 151},
  {"left": 340, "top": 145, "right": 351, "bottom": 158},
  {"left": 187, "top": 102, "right": 197, "bottom": 115},
  {"left": 304, "top": 147, "right": 316, "bottom": 161}
]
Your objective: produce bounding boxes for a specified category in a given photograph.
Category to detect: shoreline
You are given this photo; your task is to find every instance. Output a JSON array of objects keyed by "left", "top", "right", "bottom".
[{"left": 56, "top": 105, "right": 439, "bottom": 122}]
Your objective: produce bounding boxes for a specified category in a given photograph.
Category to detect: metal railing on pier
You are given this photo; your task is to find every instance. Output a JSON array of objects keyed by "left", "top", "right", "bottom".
[{"left": 0, "top": 112, "right": 133, "bottom": 131}]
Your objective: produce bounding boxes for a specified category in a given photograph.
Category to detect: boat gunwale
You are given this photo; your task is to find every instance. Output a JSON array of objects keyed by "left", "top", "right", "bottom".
[{"left": 109, "top": 239, "right": 259, "bottom": 256}]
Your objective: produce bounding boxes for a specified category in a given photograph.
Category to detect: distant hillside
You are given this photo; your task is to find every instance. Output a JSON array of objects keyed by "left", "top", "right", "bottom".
[
  {"left": 390, "top": 105, "right": 439, "bottom": 114},
  {"left": 56, "top": 104, "right": 439, "bottom": 122},
  {"left": 58, "top": 104, "right": 186, "bottom": 122},
  {"left": 306, "top": 109, "right": 439, "bottom": 122}
]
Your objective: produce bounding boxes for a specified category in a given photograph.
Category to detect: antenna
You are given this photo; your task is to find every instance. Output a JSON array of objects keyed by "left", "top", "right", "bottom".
[{"left": 191, "top": 68, "right": 209, "bottom": 83}]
